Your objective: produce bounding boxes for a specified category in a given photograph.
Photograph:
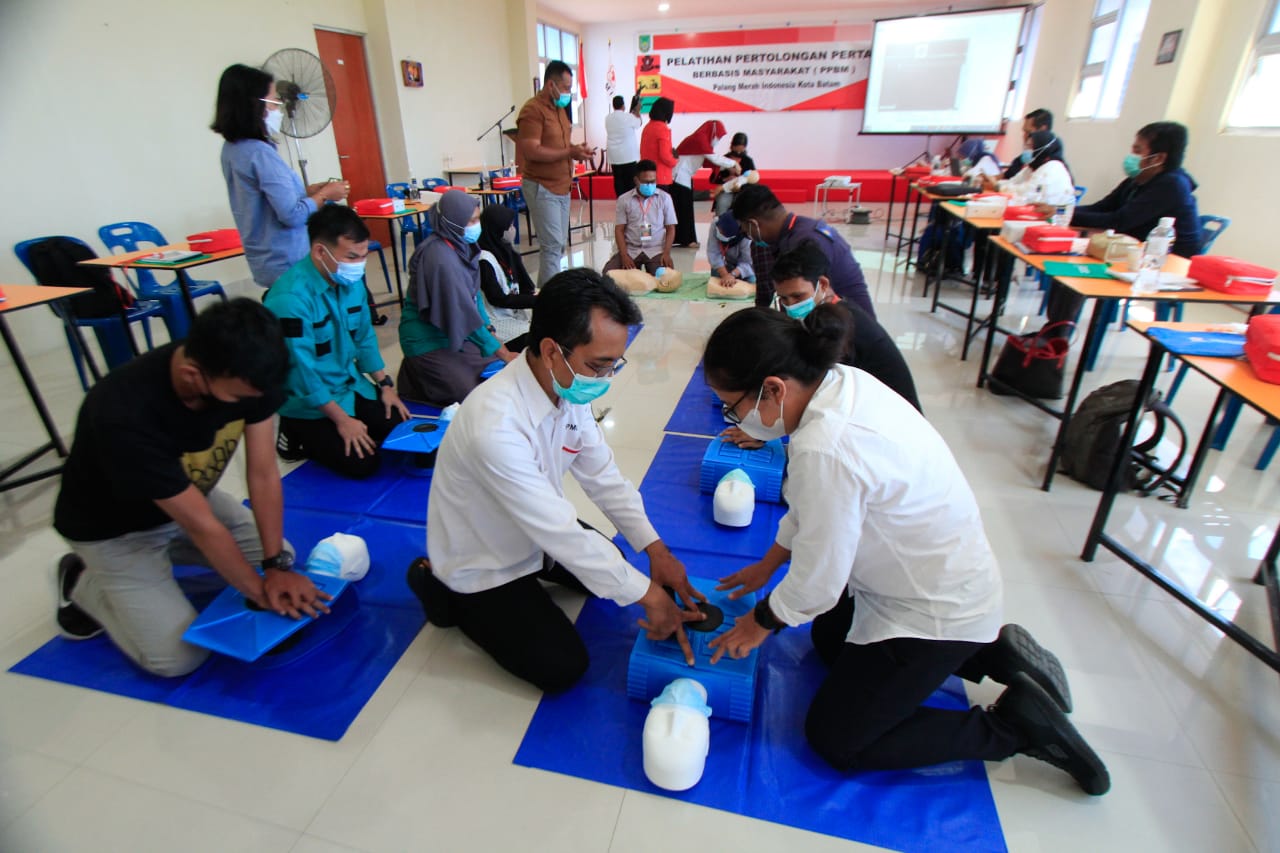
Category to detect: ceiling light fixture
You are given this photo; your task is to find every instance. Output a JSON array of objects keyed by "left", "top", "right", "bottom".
[{"left": 658, "top": 3, "right": 670, "bottom": 11}]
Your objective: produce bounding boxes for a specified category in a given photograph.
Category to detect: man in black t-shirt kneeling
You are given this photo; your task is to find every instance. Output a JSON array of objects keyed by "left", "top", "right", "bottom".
[{"left": 52, "top": 299, "right": 331, "bottom": 677}]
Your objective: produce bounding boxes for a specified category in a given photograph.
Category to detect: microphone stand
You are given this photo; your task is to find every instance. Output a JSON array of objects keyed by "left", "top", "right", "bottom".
[
  {"left": 899, "top": 133, "right": 934, "bottom": 171},
  {"left": 478, "top": 105, "right": 517, "bottom": 171}
]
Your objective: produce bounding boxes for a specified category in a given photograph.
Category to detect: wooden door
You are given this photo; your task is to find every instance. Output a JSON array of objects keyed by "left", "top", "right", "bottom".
[{"left": 314, "top": 29, "right": 389, "bottom": 242}]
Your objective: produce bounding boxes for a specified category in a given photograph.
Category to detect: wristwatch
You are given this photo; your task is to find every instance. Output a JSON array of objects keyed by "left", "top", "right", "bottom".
[
  {"left": 753, "top": 595, "right": 786, "bottom": 633},
  {"left": 262, "top": 552, "right": 295, "bottom": 572},
  {"left": 377, "top": 376, "right": 394, "bottom": 389}
]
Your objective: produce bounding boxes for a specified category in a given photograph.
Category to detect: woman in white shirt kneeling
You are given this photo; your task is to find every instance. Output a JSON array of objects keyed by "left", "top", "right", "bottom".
[{"left": 702, "top": 305, "right": 1109, "bottom": 796}]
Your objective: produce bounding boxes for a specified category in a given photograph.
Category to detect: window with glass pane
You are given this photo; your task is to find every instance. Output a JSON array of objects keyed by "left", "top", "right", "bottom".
[
  {"left": 1226, "top": 0, "right": 1280, "bottom": 129},
  {"left": 562, "top": 32, "right": 577, "bottom": 64},
  {"left": 547, "top": 25, "right": 561, "bottom": 61},
  {"left": 537, "top": 24, "right": 545, "bottom": 60},
  {"left": 1069, "top": 0, "right": 1149, "bottom": 120}
]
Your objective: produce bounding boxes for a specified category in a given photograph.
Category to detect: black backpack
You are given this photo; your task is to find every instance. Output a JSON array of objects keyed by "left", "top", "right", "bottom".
[
  {"left": 1060, "top": 379, "right": 1188, "bottom": 495},
  {"left": 25, "top": 237, "right": 135, "bottom": 319}
]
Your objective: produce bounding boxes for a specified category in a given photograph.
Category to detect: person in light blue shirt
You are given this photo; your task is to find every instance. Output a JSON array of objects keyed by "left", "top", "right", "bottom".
[
  {"left": 706, "top": 211, "right": 756, "bottom": 289},
  {"left": 264, "top": 206, "right": 409, "bottom": 479},
  {"left": 212, "top": 64, "right": 349, "bottom": 288}
]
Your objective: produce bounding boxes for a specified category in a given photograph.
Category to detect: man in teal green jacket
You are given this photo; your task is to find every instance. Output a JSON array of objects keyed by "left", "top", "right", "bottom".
[{"left": 265, "top": 205, "right": 409, "bottom": 478}]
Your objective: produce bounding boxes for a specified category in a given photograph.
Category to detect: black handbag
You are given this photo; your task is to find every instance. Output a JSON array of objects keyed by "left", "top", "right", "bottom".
[{"left": 989, "top": 321, "right": 1075, "bottom": 400}]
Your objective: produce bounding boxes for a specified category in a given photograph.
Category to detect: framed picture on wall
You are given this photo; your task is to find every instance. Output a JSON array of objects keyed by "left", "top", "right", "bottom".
[
  {"left": 1155, "top": 30, "right": 1181, "bottom": 65},
  {"left": 402, "top": 60, "right": 423, "bottom": 87}
]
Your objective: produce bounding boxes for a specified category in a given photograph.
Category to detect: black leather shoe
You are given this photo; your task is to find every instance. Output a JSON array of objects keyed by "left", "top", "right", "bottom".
[
  {"left": 984, "top": 623, "right": 1072, "bottom": 713},
  {"left": 405, "top": 557, "right": 457, "bottom": 628}
]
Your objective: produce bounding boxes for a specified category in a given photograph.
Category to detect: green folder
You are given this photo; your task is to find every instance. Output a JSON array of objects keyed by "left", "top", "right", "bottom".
[
  {"left": 131, "top": 253, "right": 211, "bottom": 266},
  {"left": 1042, "top": 260, "right": 1112, "bottom": 279}
]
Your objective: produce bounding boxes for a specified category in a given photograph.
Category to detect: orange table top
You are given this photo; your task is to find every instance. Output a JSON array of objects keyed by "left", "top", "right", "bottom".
[
  {"left": 356, "top": 201, "right": 434, "bottom": 220},
  {"left": 79, "top": 242, "right": 244, "bottom": 269},
  {"left": 0, "top": 284, "right": 90, "bottom": 312},
  {"left": 940, "top": 201, "right": 1005, "bottom": 231},
  {"left": 1130, "top": 320, "right": 1280, "bottom": 420}
]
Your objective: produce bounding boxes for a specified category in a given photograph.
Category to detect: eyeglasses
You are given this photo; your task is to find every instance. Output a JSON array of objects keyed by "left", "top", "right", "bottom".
[
  {"left": 720, "top": 388, "right": 754, "bottom": 425},
  {"left": 559, "top": 345, "right": 626, "bottom": 379}
]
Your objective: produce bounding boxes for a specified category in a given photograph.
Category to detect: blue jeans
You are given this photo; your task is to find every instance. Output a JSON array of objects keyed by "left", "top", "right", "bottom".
[{"left": 523, "top": 179, "right": 571, "bottom": 286}]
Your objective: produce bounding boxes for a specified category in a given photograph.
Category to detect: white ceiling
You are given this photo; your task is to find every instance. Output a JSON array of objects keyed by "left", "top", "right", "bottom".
[{"left": 536, "top": 0, "right": 985, "bottom": 26}]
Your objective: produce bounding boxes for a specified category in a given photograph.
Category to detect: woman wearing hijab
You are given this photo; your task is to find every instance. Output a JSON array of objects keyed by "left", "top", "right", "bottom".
[
  {"left": 477, "top": 204, "right": 537, "bottom": 351},
  {"left": 957, "top": 138, "right": 1000, "bottom": 184},
  {"left": 397, "top": 191, "right": 517, "bottom": 406},
  {"left": 984, "top": 129, "right": 1074, "bottom": 206},
  {"left": 671, "top": 120, "right": 738, "bottom": 247}
]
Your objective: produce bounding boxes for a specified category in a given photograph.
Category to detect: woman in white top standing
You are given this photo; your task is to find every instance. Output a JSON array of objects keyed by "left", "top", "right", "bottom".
[
  {"left": 987, "top": 129, "right": 1076, "bottom": 208},
  {"left": 702, "top": 306, "right": 1109, "bottom": 796},
  {"left": 670, "top": 120, "right": 738, "bottom": 248}
]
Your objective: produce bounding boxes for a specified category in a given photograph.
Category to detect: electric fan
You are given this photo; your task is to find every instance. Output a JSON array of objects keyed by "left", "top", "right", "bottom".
[{"left": 261, "top": 48, "right": 336, "bottom": 185}]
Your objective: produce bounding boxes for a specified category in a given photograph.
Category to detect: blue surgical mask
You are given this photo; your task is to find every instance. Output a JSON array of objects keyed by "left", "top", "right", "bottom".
[
  {"left": 552, "top": 83, "right": 572, "bottom": 108},
  {"left": 1122, "top": 153, "right": 1145, "bottom": 178},
  {"left": 462, "top": 222, "right": 482, "bottom": 243},
  {"left": 784, "top": 296, "right": 815, "bottom": 319},
  {"left": 1019, "top": 150, "right": 1032, "bottom": 164},
  {"left": 323, "top": 246, "right": 366, "bottom": 286},
  {"left": 552, "top": 346, "right": 612, "bottom": 404},
  {"left": 637, "top": 182, "right": 657, "bottom": 197}
]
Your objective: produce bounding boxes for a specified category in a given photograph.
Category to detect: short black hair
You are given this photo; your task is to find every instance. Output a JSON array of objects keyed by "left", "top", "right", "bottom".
[
  {"left": 635, "top": 159, "right": 658, "bottom": 174},
  {"left": 1137, "top": 121, "right": 1189, "bottom": 172},
  {"left": 704, "top": 306, "right": 846, "bottom": 393},
  {"left": 185, "top": 298, "right": 290, "bottom": 394},
  {"left": 612, "top": 95, "right": 625, "bottom": 109},
  {"left": 731, "top": 184, "right": 783, "bottom": 221},
  {"left": 212, "top": 64, "right": 273, "bottom": 143},
  {"left": 730, "top": 132, "right": 748, "bottom": 148},
  {"left": 530, "top": 268, "right": 643, "bottom": 352},
  {"left": 1026, "top": 108, "right": 1053, "bottom": 131},
  {"left": 772, "top": 240, "right": 829, "bottom": 286},
  {"left": 307, "top": 204, "right": 370, "bottom": 245},
  {"left": 648, "top": 97, "right": 675, "bottom": 123},
  {"left": 545, "top": 60, "right": 572, "bottom": 83}
]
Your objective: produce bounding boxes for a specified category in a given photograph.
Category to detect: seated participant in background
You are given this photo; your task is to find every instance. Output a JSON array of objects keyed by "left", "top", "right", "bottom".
[
  {"left": 603, "top": 159, "right": 676, "bottom": 275},
  {"left": 266, "top": 205, "right": 408, "bottom": 479},
  {"left": 707, "top": 212, "right": 755, "bottom": 287},
  {"left": 985, "top": 129, "right": 1075, "bottom": 206},
  {"left": 407, "top": 269, "right": 705, "bottom": 692},
  {"left": 958, "top": 138, "right": 1001, "bottom": 184},
  {"left": 671, "top": 120, "right": 739, "bottom": 248},
  {"left": 398, "top": 190, "right": 517, "bottom": 406},
  {"left": 477, "top": 204, "right": 537, "bottom": 351},
  {"left": 1045, "top": 121, "right": 1202, "bottom": 328},
  {"left": 701, "top": 307, "right": 1109, "bottom": 797},
  {"left": 710, "top": 132, "right": 757, "bottom": 216},
  {"left": 730, "top": 184, "right": 875, "bottom": 318},
  {"left": 53, "top": 299, "right": 329, "bottom": 676},
  {"left": 1001, "top": 108, "right": 1056, "bottom": 181}
]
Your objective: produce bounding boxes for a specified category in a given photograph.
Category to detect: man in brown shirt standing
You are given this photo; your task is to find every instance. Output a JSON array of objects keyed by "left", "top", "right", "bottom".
[{"left": 518, "top": 60, "right": 596, "bottom": 286}]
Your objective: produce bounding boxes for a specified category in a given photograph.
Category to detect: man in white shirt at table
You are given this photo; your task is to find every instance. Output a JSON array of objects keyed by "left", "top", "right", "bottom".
[
  {"left": 605, "top": 91, "right": 643, "bottom": 200},
  {"left": 407, "top": 268, "right": 704, "bottom": 692}
]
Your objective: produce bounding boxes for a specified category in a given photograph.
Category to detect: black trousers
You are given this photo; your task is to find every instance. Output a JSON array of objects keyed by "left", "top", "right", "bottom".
[
  {"left": 279, "top": 392, "right": 403, "bottom": 480},
  {"left": 805, "top": 592, "right": 1024, "bottom": 771},
  {"left": 664, "top": 182, "right": 698, "bottom": 245},
  {"left": 612, "top": 162, "right": 638, "bottom": 199},
  {"left": 416, "top": 555, "right": 596, "bottom": 693}
]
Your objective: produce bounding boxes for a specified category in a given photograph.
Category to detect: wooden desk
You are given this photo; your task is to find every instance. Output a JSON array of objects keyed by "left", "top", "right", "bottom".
[
  {"left": 1082, "top": 320, "right": 1280, "bottom": 675},
  {"left": 0, "top": 284, "right": 93, "bottom": 492},
  {"left": 928, "top": 201, "right": 1011, "bottom": 359},
  {"left": 80, "top": 241, "right": 245, "bottom": 319},
  {"left": 355, "top": 200, "right": 433, "bottom": 307},
  {"left": 444, "top": 165, "right": 487, "bottom": 187},
  {"left": 979, "top": 236, "right": 1280, "bottom": 491}
]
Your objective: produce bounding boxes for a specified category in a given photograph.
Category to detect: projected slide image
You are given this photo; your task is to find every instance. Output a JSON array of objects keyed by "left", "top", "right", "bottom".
[{"left": 879, "top": 39, "right": 968, "bottom": 111}]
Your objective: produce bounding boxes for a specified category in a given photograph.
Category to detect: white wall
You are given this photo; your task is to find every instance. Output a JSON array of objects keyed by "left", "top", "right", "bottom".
[
  {"left": 576, "top": 2, "right": 1029, "bottom": 171},
  {"left": 1023, "top": 0, "right": 1279, "bottom": 265}
]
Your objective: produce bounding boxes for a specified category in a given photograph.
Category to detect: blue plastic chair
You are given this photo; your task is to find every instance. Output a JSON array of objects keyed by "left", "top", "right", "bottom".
[
  {"left": 97, "top": 222, "right": 227, "bottom": 340},
  {"left": 15, "top": 236, "right": 163, "bottom": 389},
  {"left": 385, "top": 183, "right": 427, "bottom": 269}
]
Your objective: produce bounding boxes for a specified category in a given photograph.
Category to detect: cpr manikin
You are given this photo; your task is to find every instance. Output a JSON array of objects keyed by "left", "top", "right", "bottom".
[
  {"left": 643, "top": 677, "right": 712, "bottom": 791},
  {"left": 712, "top": 468, "right": 755, "bottom": 527}
]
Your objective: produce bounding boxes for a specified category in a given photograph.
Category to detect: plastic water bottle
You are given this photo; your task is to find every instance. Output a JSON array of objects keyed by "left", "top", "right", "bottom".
[
  {"left": 409, "top": 176, "right": 420, "bottom": 201},
  {"left": 930, "top": 154, "right": 943, "bottom": 175},
  {"left": 1136, "top": 216, "right": 1176, "bottom": 293},
  {"left": 1052, "top": 204, "right": 1072, "bottom": 227}
]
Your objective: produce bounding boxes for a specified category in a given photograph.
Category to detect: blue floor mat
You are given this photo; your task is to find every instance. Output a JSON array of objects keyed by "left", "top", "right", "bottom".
[
  {"left": 514, "top": 551, "right": 1005, "bottom": 852},
  {"left": 9, "top": 506, "right": 426, "bottom": 741},
  {"left": 662, "top": 363, "right": 728, "bottom": 437}
]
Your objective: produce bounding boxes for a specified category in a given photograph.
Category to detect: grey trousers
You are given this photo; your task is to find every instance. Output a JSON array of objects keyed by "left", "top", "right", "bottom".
[
  {"left": 64, "top": 489, "right": 290, "bottom": 677},
  {"left": 523, "top": 178, "right": 571, "bottom": 286}
]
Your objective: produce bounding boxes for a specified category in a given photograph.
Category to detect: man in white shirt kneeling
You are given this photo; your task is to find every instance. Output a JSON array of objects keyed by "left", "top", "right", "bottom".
[{"left": 408, "top": 268, "right": 704, "bottom": 692}]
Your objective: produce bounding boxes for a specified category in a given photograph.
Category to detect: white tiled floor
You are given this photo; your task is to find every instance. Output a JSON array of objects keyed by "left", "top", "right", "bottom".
[{"left": 2, "top": 200, "right": 1278, "bottom": 852}]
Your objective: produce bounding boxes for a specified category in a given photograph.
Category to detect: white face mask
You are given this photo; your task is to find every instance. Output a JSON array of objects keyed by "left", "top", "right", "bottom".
[
  {"left": 264, "top": 108, "right": 284, "bottom": 136},
  {"left": 739, "top": 385, "right": 786, "bottom": 441}
]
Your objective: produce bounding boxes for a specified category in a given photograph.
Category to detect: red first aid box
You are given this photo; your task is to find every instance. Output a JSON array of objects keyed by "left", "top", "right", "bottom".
[
  {"left": 1187, "top": 255, "right": 1278, "bottom": 295},
  {"left": 186, "top": 229, "right": 241, "bottom": 253},
  {"left": 1003, "top": 205, "right": 1044, "bottom": 221},
  {"left": 352, "top": 198, "right": 397, "bottom": 216},
  {"left": 1245, "top": 314, "right": 1280, "bottom": 384},
  {"left": 490, "top": 176, "right": 521, "bottom": 191},
  {"left": 1021, "top": 225, "right": 1077, "bottom": 253}
]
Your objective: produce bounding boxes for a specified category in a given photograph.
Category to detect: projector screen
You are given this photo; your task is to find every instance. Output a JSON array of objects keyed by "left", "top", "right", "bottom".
[{"left": 861, "top": 6, "right": 1028, "bottom": 135}]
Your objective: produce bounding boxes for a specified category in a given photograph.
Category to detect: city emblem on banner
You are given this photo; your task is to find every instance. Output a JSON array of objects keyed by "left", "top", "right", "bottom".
[{"left": 638, "top": 34, "right": 652, "bottom": 53}]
